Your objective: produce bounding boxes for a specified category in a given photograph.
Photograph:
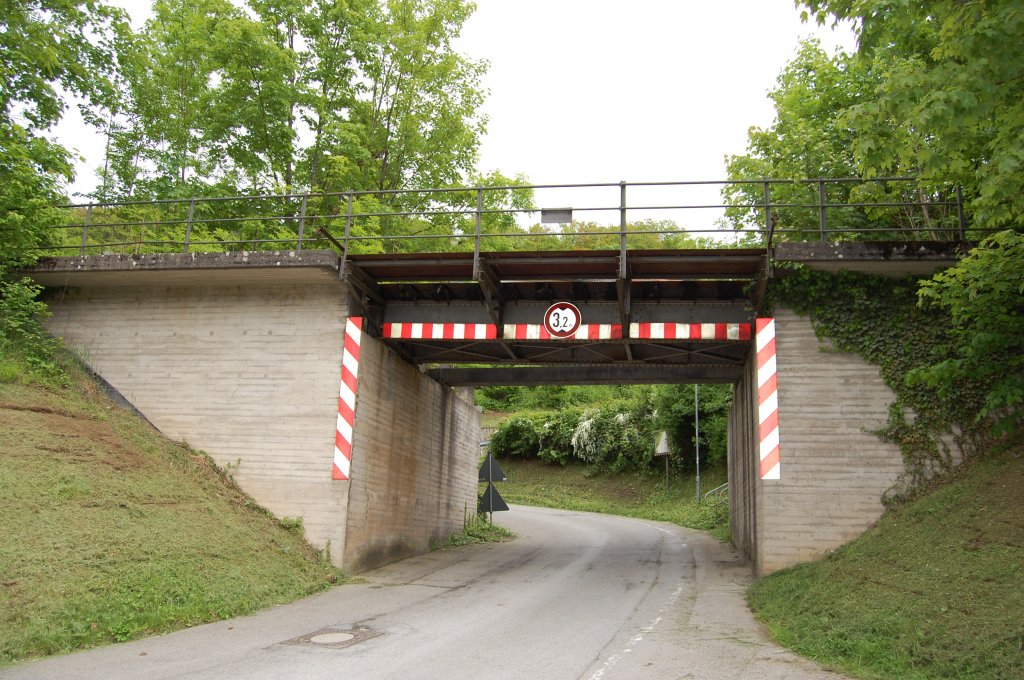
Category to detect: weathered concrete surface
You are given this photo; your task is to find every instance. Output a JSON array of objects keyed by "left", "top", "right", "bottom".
[
  {"left": 29, "top": 249, "right": 335, "bottom": 280},
  {"left": 728, "top": 342, "right": 759, "bottom": 571},
  {"left": 35, "top": 262, "right": 482, "bottom": 572},
  {"left": 0, "top": 506, "right": 849, "bottom": 680},
  {"left": 41, "top": 278, "right": 353, "bottom": 559},
  {"left": 344, "top": 333, "right": 480, "bottom": 573},
  {"left": 729, "top": 308, "right": 907, "bottom": 575},
  {"left": 775, "top": 240, "right": 966, "bottom": 277}
]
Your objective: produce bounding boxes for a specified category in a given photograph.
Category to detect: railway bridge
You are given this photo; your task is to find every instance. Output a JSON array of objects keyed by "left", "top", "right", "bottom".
[{"left": 26, "top": 179, "right": 970, "bottom": 574}]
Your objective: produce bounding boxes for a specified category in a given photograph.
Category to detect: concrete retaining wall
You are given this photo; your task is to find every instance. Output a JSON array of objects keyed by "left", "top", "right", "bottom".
[
  {"left": 42, "top": 272, "right": 480, "bottom": 572},
  {"left": 344, "top": 334, "right": 480, "bottom": 572},
  {"left": 728, "top": 345, "right": 759, "bottom": 566},
  {"left": 729, "top": 308, "right": 907, "bottom": 575}
]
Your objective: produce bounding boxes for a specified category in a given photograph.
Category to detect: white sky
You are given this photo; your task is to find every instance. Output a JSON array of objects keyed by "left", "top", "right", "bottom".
[{"left": 57, "top": 0, "right": 856, "bottom": 229}]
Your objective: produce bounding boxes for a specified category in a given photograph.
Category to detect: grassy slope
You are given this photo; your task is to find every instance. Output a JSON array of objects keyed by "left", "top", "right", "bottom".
[
  {"left": 749, "top": 447, "right": 1024, "bottom": 680},
  {"left": 494, "top": 458, "right": 731, "bottom": 540},
  {"left": 0, "top": 372, "right": 344, "bottom": 666}
]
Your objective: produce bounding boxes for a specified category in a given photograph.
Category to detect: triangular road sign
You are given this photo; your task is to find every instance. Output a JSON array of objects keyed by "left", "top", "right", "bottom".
[
  {"left": 478, "top": 453, "right": 508, "bottom": 483},
  {"left": 478, "top": 483, "right": 509, "bottom": 513}
]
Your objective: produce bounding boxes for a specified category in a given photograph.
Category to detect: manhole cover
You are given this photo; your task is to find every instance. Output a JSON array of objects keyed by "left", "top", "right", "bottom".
[
  {"left": 310, "top": 632, "right": 355, "bottom": 645},
  {"left": 283, "top": 626, "right": 381, "bottom": 650}
]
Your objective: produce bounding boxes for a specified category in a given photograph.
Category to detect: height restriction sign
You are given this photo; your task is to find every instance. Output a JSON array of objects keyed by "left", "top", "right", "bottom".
[{"left": 543, "top": 302, "right": 582, "bottom": 338}]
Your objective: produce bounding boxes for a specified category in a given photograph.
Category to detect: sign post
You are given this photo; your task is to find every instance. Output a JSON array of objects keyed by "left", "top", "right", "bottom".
[
  {"left": 654, "top": 430, "right": 672, "bottom": 493},
  {"left": 478, "top": 452, "right": 509, "bottom": 523},
  {"left": 695, "top": 384, "right": 701, "bottom": 502}
]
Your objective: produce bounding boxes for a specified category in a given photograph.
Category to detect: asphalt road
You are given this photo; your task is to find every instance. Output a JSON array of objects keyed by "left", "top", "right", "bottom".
[{"left": 1, "top": 505, "right": 846, "bottom": 680}]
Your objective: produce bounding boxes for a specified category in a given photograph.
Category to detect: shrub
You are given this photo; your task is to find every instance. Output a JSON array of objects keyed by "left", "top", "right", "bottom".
[
  {"left": 537, "top": 407, "right": 581, "bottom": 465},
  {"left": 488, "top": 415, "right": 540, "bottom": 459},
  {"left": 0, "top": 278, "right": 62, "bottom": 379}
]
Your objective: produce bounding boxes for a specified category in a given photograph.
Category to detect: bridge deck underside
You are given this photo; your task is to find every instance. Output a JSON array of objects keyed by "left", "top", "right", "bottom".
[{"left": 345, "top": 248, "right": 765, "bottom": 385}]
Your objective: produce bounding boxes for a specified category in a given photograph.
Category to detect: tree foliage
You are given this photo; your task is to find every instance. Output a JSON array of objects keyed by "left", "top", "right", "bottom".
[
  {"left": 728, "top": 2, "right": 1024, "bottom": 440},
  {"left": 97, "top": 0, "right": 486, "bottom": 200},
  {"left": 1, "top": 0, "right": 128, "bottom": 267},
  {"left": 484, "top": 385, "right": 732, "bottom": 475},
  {"left": 912, "top": 231, "right": 1024, "bottom": 433},
  {"left": 724, "top": 41, "right": 963, "bottom": 241},
  {"left": 0, "top": 1, "right": 126, "bottom": 376},
  {"left": 800, "top": 0, "right": 1024, "bottom": 230}
]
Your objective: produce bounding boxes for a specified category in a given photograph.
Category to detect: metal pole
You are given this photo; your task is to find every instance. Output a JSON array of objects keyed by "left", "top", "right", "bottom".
[
  {"left": 473, "top": 187, "right": 483, "bottom": 279},
  {"left": 80, "top": 205, "right": 92, "bottom": 256},
  {"left": 341, "top": 192, "right": 353, "bottom": 278},
  {"left": 297, "top": 194, "right": 308, "bottom": 250},
  {"left": 818, "top": 179, "right": 827, "bottom": 241},
  {"left": 184, "top": 198, "right": 195, "bottom": 254},
  {"left": 619, "top": 181, "right": 627, "bottom": 278},
  {"left": 695, "top": 384, "right": 701, "bottom": 502},
  {"left": 956, "top": 185, "right": 966, "bottom": 240},
  {"left": 762, "top": 181, "right": 773, "bottom": 249}
]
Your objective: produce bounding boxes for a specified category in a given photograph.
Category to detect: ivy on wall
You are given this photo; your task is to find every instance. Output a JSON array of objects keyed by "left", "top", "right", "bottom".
[{"left": 769, "top": 265, "right": 990, "bottom": 504}]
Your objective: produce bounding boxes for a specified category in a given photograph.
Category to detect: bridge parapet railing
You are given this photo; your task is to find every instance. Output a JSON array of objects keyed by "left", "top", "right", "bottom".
[{"left": 43, "top": 177, "right": 987, "bottom": 259}]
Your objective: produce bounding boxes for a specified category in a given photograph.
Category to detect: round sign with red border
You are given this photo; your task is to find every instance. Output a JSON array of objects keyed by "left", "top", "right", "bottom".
[{"left": 544, "top": 302, "right": 582, "bottom": 338}]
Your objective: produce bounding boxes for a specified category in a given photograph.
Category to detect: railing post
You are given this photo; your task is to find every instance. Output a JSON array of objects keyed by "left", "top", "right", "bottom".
[
  {"left": 619, "top": 180, "right": 627, "bottom": 279},
  {"left": 80, "top": 205, "right": 92, "bottom": 256},
  {"left": 473, "top": 187, "right": 484, "bottom": 279},
  {"left": 956, "top": 185, "right": 966, "bottom": 240},
  {"left": 297, "top": 194, "right": 308, "bottom": 251},
  {"left": 763, "top": 181, "right": 773, "bottom": 249},
  {"left": 341, "top": 192, "right": 354, "bottom": 278},
  {"left": 183, "top": 198, "right": 195, "bottom": 254},
  {"left": 818, "top": 179, "right": 827, "bottom": 241}
]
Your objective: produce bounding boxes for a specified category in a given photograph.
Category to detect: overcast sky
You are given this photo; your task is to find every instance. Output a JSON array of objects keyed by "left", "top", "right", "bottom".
[{"left": 57, "top": 0, "right": 856, "bottom": 226}]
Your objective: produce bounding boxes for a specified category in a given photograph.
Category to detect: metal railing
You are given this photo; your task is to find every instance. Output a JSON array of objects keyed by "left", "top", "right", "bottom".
[
  {"left": 41, "top": 177, "right": 984, "bottom": 258},
  {"left": 703, "top": 482, "right": 728, "bottom": 507}
]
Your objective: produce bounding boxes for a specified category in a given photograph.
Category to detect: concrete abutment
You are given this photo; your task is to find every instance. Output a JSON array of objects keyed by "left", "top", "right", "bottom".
[
  {"left": 41, "top": 269, "right": 479, "bottom": 572},
  {"left": 728, "top": 307, "right": 906, "bottom": 575}
]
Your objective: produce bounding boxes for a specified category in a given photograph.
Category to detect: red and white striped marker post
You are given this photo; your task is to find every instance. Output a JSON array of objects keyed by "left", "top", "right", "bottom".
[
  {"left": 756, "top": 317, "right": 782, "bottom": 480},
  {"left": 333, "top": 316, "right": 363, "bottom": 481}
]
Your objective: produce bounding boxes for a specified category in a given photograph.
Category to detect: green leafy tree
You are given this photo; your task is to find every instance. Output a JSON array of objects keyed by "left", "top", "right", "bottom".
[
  {"left": 208, "top": 11, "right": 299, "bottom": 192},
  {"left": 724, "top": 41, "right": 960, "bottom": 241},
  {"left": 801, "top": 0, "right": 1024, "bottom": 230},
  {"left": 1, "top": 0, "right": 128, "bottom": 264},
  {"left": 911, "top": 231, "right": 1024, "bottom": 434},
  {"left": 0, "top": 0, "right": 127, "bottom": 374}
]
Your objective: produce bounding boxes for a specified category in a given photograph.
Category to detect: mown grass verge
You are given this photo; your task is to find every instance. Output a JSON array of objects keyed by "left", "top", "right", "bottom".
[
  {"left": 491, "top": 458, "right": 730, "bottom": 540},
  {"left": 749, "top": 446, "right": 1024, "bottom": 680},
  {"left": 0, "top": 361, "right": 345, "bottom": 667}
]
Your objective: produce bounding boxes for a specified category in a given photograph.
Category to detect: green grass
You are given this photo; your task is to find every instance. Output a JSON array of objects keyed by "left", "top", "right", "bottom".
[
  {"left": 436, "top": 514, "right": 515, "bottom": 549},
  {"left": 491, "top": 458, "right": 730, "bottom": 540},
  {"left": 0, "top": 361, "right": 345, "bottom": 667},
  {"left": 748, "top": 447, "right": 1024, "bottom": 680}
]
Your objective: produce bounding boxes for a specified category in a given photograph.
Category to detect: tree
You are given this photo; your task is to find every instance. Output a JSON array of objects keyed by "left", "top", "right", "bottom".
[
  {"left": 1, "top": 0, "right": 129, "bottom": 263},
  {"left": 801, "top": 0, "right": 1024, "bottom": 230},
  {"left": 724, "top": 41, "right": 961, "bottom": 241},
  {"left": 349, "top": 0, "right": 485, "bottom": 195},
  {"left": 911, "top": 230, "right": 1024, "bottom": 434},
  {"left": 0, "top": 0, "right": 128, "bottom": 370}
]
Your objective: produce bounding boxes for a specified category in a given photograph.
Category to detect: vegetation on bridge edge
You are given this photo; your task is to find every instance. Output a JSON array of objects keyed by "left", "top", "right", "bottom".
[{"left": 768, "top": 237, "right": 1023, "bottom": 504}]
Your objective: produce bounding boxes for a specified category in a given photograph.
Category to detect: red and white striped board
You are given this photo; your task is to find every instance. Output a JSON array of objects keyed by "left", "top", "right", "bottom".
[
  {"left": 333, "top": 316, "right": 363, "bottom": 481},
  {"left": 630, "top": 322, "right": 752, "bottom": 341},
  {"left": 756, "top": 317, "right": 781, "bottom": 480},
  {"left": 503, "top": 323, "right": 623, "bottom": 340},
  {"left": 383, "top": 322, "right": 497, "bottom": 340}
]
